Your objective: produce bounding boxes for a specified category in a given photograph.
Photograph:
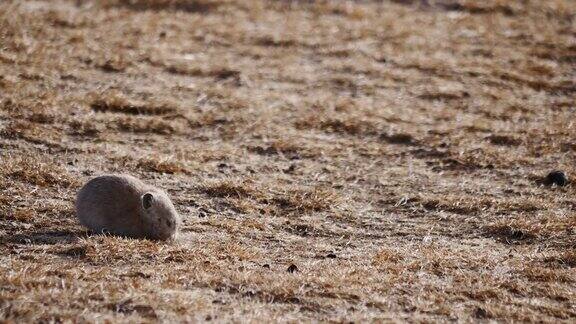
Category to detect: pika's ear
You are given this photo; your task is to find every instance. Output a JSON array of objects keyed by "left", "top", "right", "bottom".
[{"left": 142, "top": 193, "right": 154, "bottom": 209}]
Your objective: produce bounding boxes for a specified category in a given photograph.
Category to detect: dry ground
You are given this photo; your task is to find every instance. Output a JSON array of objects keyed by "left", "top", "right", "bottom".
[{"left": 0, "top": 0, "right": 575, "bottom": 322}]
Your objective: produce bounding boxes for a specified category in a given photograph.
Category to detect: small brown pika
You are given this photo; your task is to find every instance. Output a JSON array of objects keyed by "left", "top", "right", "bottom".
[{"left": 75, "top": 174, "right": 181, "bottom": 240}]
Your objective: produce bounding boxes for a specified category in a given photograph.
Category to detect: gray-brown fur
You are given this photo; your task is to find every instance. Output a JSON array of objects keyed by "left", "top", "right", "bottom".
[{"left": 75, "top": 174, "right": 180, "bottom": 240}]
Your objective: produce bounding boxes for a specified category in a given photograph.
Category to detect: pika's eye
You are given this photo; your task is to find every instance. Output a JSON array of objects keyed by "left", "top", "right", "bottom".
[
  {"left": 165, "top": 219, "right": 173, "bottom": 227},
  {"left": 142, "top": 193, "right": 154, "bottom": 209}
]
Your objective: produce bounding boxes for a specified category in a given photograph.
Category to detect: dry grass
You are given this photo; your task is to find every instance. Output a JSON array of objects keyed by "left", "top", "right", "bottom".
[
  {"left": 0, "top": 0, "right": 575, "bottom": 322},
  {"left": 91, "top": 92, "right": 179, "bottom": 116}
]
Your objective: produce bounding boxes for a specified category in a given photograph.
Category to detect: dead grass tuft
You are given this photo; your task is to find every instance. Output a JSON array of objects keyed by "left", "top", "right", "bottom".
[
  {"left": 543, "top": 251, "right": 576, "bottom": 268},
  {"left": 1, "top": 154, "right": 76, "bottom": 188},
  {"left": 1, "top": 120, "right": 63, "bottom": 149},
  {"left": 91, "top": 93, "right": 178, "bottom": 116},
  {"left": 487, "top": 134, "right": 522, "bottom": 146},
  {"left": 372, "top": 249, "right": 403, "bottom": 265},
  {"left": 518, "top": 266, "right": 573, "bottom": 283},
  {"left": 68, "top": 120, "right": 102, "bottom": 137},
  {"left": 96, "top": 57, "right": 131, "bottom": 73},
  {"left": 440, "top": 2, "right": 516, "bottom": 16},
  {"left": 106, "top": 299, "right": 158, "bottom": 319},
  {"left": 27, "top": 112, "right": 56, "bottom": 124},
  {"left": 484, "top": 222, "right": 539, "bottom": 244},
  {"left": 247, "top": 140, "right": 306, "bottom": 159},
  {"left": 115, "top": 117, "right": 179, "bottom": 135},
  {"left": 135, "top": 158, "right": 189, "bottom": 175},
  {"left": 255, "top": 36, "right": 298, "bottom": 48},
  {"left": 165, "top": 65, "right": 241, "bottom": 83},
  {"left": 8, "top": 208, "right": 36, "bottom": 222},
  {"left": 202, "top": 180, "right": 259, "bottom": 199},
  {"left": 99, "top": 0, "right": 220, "bottom": 12},
  {"left": 295, "top": 115, "right": 376, "bottom": 137},
  {"left": 421, "top": 197, "right": 482, "bottom": 215},
  {"left": 272, "top": 187, "right": 340, "bottom": 214},
  {"left": 78, "top": 236, "right": 181, "bottom": 264},
  {"left": 112, "top": 156, "right": 189, "bottom": 174}
]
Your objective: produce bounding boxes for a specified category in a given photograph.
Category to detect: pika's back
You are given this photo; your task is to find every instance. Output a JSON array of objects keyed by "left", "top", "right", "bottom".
[
  {"left": 77, "top": 174, "right": 147, "bottom": 201},
  {"left": 76, "top": 174, "right": 147, "bottom": 214}
]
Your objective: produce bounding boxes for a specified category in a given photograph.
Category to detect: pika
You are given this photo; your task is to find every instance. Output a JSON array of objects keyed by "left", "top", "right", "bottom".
[{"left": 75, "top": 174, "right": 181, "bottom": 240}]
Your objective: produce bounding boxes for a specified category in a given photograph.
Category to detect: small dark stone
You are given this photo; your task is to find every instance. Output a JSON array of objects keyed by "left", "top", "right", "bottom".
[
  {"left": 510, "top": 230, "right": 524, "bottom": 240},
  {"left": 544, "top": 170, "right": 568, "bottom": 187},
  {"left": 287, "top": 264, "right": 298, "bottom": 273},
  {"left": 284, "top": 164, "right": 296, "bottom": 174},
  {"left": 159, "top": 31, "right": 167, "bottom": 38},
  {"left": 381, "top": 133, "right": 414, "bottom": 145},
  {"left": 326, "top": 253, "right": 337, "bottom": 259},
  {"left": 243, "top": 290, "right": 256, "bottom": 298},
  {"left": 488, "top": 135, "right": 521, "bottom": 146},
  {"left": 262, "top": 264, "right": 270, "bottom": 269},
  {"left": 474, "top": 307, "right": 489, "bottom": 319},
  {"left": 214, "top": 69, "right": 241, "bottom": 81},
  {"left": 198, "top": 207, "right": 210, "bottom": 218},
  {"left": 205, "top": 315, "right": 212, "bottom": 321},
  {"left": 99, "top": 60, "right": 126, "bottom": 73}
]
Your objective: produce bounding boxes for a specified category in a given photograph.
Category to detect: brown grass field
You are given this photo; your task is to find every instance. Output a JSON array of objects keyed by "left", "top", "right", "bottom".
[{"left": 0, "top": 0, "right": 575, "bottom": 322}]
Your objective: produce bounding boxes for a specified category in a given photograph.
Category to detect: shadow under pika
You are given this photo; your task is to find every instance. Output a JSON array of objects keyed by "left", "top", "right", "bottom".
[{"left": 1, "top": 229, "right": 89, "bottom": 245}]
